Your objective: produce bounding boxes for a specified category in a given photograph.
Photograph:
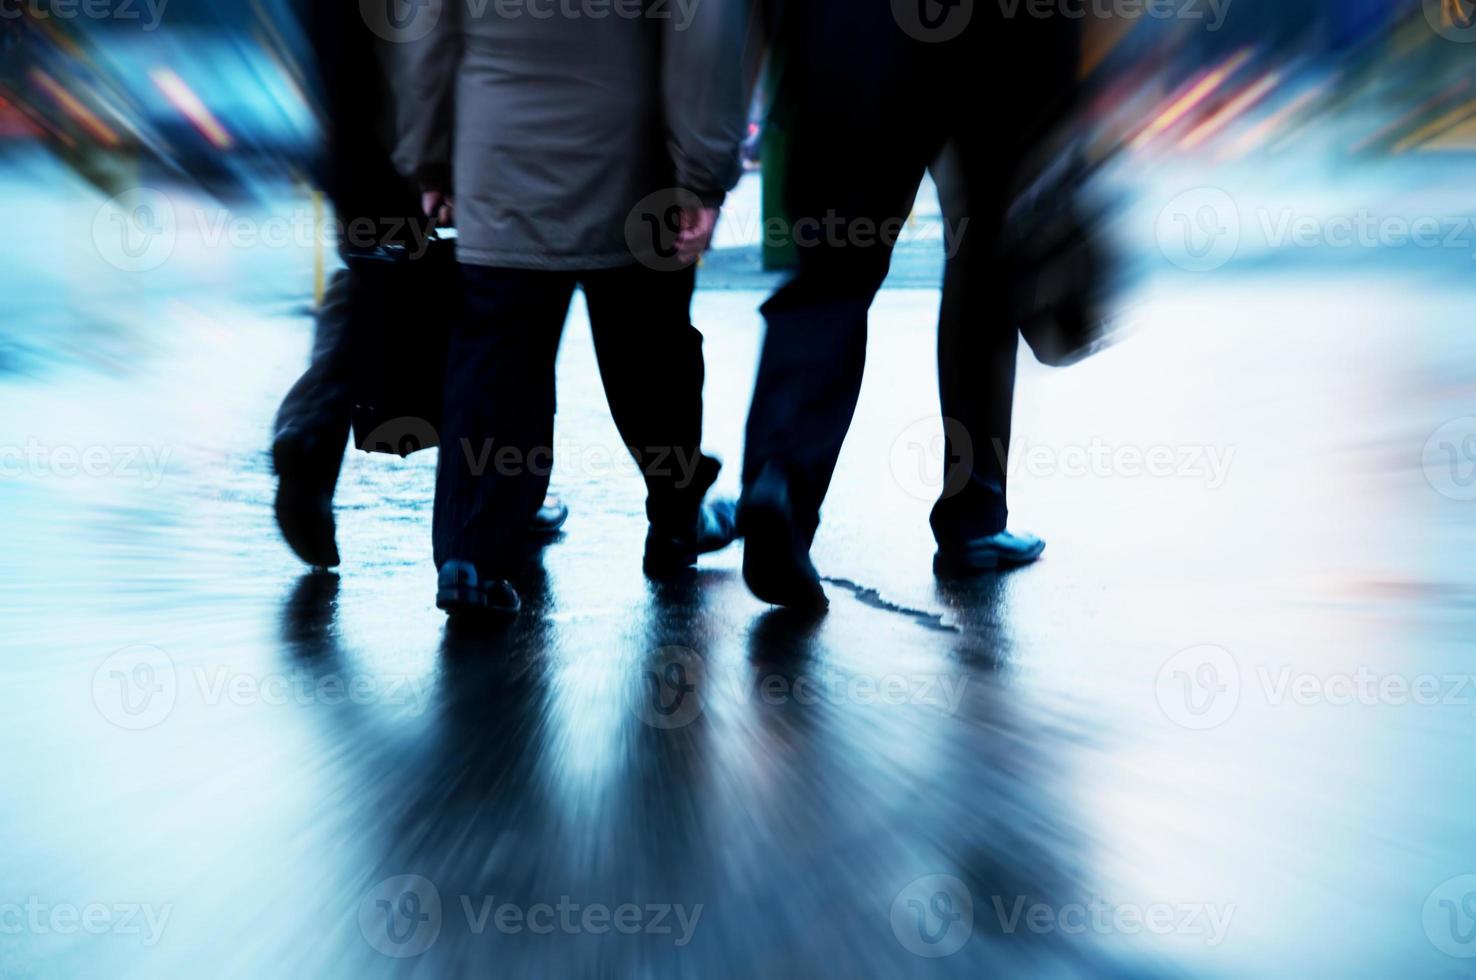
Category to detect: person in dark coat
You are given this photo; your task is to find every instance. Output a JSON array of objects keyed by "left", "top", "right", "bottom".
[
  {"left": 271, "top": 0, "right": 566, "bottom": 570},
  {"left": 399, "top": 0, "right": 757, "bottom": 617},
  {"left": 737, "top": 0, "right": 1080, "bottom": 609}
]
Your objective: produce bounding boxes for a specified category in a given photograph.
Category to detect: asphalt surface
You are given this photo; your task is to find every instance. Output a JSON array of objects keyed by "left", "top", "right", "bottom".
[{"left": 3, "top": 158, "right": 1476, "bottom": 977}]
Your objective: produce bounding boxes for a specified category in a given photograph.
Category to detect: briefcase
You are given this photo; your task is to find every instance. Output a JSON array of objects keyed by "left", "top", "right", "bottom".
[{"left": 346, "top": 235, "right": 459, "bottom": 456}]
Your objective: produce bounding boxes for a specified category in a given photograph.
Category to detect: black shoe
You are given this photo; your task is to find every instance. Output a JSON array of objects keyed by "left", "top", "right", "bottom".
[
  {"left": 436, "top": 560, "right": 521, "bottom": 618},
  {"left": 739, "top": 466, "right": 827, "bottom": 610},
  {"left": 934, "top": 530, "right": 1045, "bottom": 576},
  {"left": 272, "top": 433, "right": 340, "bottom": 569},
  {"left": 530, "top": 495, "right": 569, "bottom": 539},
  {"left": 644, "top": 499, "right": 739, "bottom": 576}
]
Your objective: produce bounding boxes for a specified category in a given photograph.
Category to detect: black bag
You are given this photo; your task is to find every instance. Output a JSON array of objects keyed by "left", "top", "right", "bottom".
[
  {"left": 1003, "top": 146, "right": 1119, "bottom": 368},
  {"left": 346, "top": 236, "right": 459, "bottom": 456}
]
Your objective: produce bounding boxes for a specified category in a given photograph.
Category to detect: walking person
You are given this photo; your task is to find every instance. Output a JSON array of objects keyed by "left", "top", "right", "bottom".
[
  {"left": 737, "top": 0, "right": 1080, "bottom": 608},
  {"left": 271, "top": 0, "right": 567, "bottom": 570},
  {"left": 400, "top": 0, "right": 757, "bottom": 616}
]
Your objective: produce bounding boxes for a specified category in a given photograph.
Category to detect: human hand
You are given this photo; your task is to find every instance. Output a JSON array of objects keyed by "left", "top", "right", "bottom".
[
  {"left": 421, "top": 189, "right": 454, "bottom": 227},
  {"left": 673, "top": 206, "right": 719, "bottom": 266}
]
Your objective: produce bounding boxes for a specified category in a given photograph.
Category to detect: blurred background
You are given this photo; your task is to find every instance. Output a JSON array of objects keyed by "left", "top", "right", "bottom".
[{"left": 4, "top": 1, "right": 1476, "bottom": 977}]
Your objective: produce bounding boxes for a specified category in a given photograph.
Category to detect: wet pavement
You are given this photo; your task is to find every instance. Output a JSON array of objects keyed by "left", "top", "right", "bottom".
[{"left": 4, "top": 159, "right": 1476, "bottom": 978}]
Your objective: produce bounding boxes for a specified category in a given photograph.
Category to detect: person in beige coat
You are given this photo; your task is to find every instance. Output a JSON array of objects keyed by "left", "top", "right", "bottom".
[{"left": 392, "top": 0, "right": 760, "bottom": 616}]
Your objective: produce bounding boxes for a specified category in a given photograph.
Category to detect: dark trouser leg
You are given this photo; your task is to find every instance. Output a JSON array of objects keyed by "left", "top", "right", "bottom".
[
  {"left": 274, "top": 268, "right": 356, "bottom": 470},
  {"left": 743, "top": 262, "right": 887, "bottom": 541},
  {"left": 741, "top": 0, "right": 942, "bottom": 538},
  {"left": 433, "top": 266, "right": 575, "bottom": 577},
  {"left": 271, "top": 268, "right": 361, "bottom": 567},
  {"left": 929, "top": 144, "right": 1016, "bottom": 542},
  {"left": 929, "top": 14, "right": 1080, "bottom": 543},
  {"left": 580, "top": 264, "right": 716, "bottom": 530}
]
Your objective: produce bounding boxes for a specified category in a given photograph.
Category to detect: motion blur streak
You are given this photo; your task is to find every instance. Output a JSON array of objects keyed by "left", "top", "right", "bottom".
[
  {"left": 1178, "top": 70, "right": 1280, "bottom": 151},
  {"left": 1128, "top": 49, "right": 1252, "bottom": 151},
  {"left": 28, "top": 67, "right": 119, "bottom": 146},
  {"left": 150, "top": 66, "right": 233, "bottom": 150},
  {"left": 3, "top": 1, "right": 1476, "bottom": 978}
]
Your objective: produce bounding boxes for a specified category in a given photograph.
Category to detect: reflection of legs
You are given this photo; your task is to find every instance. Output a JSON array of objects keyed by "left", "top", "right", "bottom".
[
  {"left": 580, "top": 264, "right": 716, "bottom": 530},
  {"left": 433, "top": 265, "right": 574, "bottom": 578},
  {"left": 273, "top": 269, "right": 357, "bottom": 568}
]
